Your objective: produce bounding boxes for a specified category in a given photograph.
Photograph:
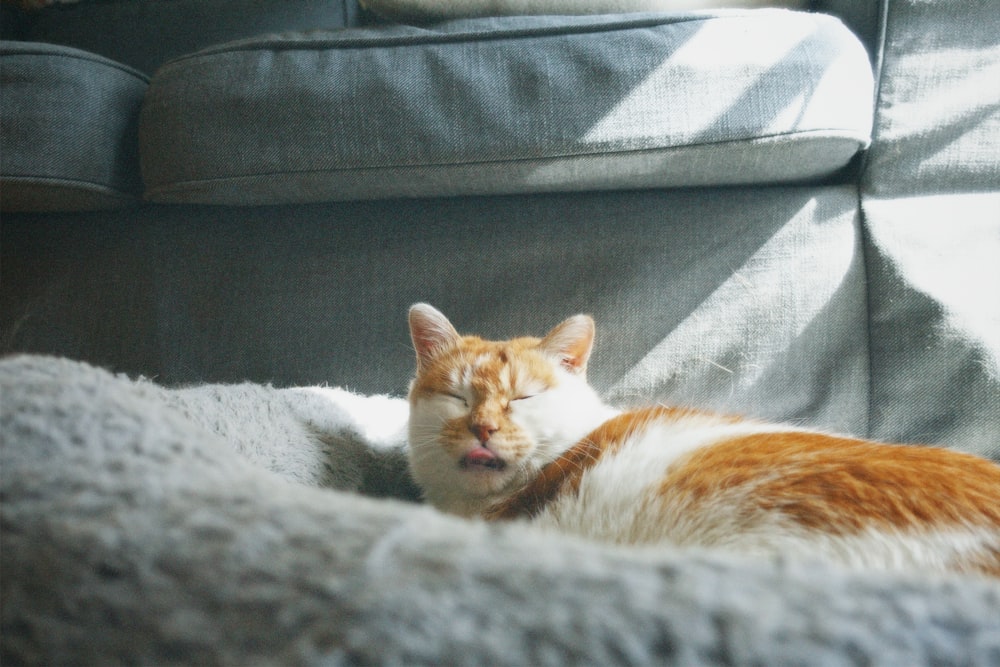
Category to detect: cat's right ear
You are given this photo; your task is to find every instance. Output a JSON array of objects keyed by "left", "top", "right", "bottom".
[
  {"left": 409, "top": 303, "right": 461, "bottom": 370},
  {"left": 540, "top": 314, "right": 595, "bottom": 375}
]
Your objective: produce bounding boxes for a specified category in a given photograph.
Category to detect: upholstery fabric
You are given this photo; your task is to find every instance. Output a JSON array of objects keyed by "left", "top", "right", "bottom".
[
  {"left": 10, "top": 0, "right": 357, "bottom": 75},
  {"left": 3, "top": 355, "right": 998, "bottom": 666},
  {"left": 0, "top": 41, "right": 147, "bottom": 211},
  {"left": 812, "top": 0, "right": 881, "bottom": 57},
  {"left": 139, "top": 10, "right": 873, "bottom": 205},
  {"left": 3, "top": 0, "right": 1000, "bottom": 664},
  {"left": 859, "top": 0, "right": 1000, "bottom": 458},
  {"left": 1, "top": 186, "right": 870, "bottom": 438},
  {"left": 606, "top": 186, "right": 868, "bottom": 436},
  {"left": 358, "top": 0, "right": 808, "bottom": 23}
]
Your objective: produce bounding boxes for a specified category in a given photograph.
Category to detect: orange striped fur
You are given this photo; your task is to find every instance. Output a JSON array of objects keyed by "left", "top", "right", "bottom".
[
  {"left": 484, "top": 406, "right": 721, "bottom": 520},
  {"left": 671, "top": 432, "right": 1000, "bottom": 534},
  {"left": 407, "top": 304, "right": 1000, "bottom": 578}
]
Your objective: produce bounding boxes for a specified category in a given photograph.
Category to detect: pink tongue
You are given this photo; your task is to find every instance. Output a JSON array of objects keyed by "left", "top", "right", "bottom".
[{"left": 464, "top": 447, "right": 498, "bottom": 465}]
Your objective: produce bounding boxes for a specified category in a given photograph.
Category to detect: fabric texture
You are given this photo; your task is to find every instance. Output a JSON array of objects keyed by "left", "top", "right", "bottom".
[
  {"left": 139, "top": 10, "right": 873, "bottom": 205},
  {"left": 858, "top": 0, "right": 1000, "bottom": 459},
  {"left": 2, "top": 0, "right": 1000, "bottom": 663},
  {"left": 359, "top": 0, "right": 807, "bottom": 23},
  {"left": 0, "top": 41, "right": 148, "bottom": 212},
  {"left": 1, "top": 186, "right": 871, "bottom": 438},
  {"left": 604, "top": 186, "right": 869, "bottom": 436},
  {"left": 3, "top": 355, "right": 999, "bottom": 666},
  {"left": 12, "top": 0, "right": 356, "bottom": 75},
  {"left": 812, "top": 0, "right": 881, "bottom": 56},
  {"left": 150, "top": 380, "right": 415, "bottom": 497}
]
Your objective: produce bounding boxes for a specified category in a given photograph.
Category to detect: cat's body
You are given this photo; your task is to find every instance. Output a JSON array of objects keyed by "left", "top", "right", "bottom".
[{"left": 407, "top": 303, "right": 1000, "bottom": 578}]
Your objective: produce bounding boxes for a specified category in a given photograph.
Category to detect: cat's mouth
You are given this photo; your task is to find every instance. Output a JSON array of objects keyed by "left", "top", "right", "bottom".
[{"left": 459, "top": 447, "right": 508, "bottom": 472}]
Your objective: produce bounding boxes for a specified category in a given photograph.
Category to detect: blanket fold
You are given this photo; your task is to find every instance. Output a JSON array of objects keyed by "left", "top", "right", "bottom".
[{"left": 2, "top": 355, "right": 998, "bottom": 665}]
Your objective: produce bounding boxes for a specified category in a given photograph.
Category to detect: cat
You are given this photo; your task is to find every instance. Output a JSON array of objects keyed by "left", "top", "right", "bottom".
[
  {"left": 407, "top": 303, "right": 1000, "bottom": 578},
  {"left": 360, "top": 0, "right": 808, "bottom": 23}
]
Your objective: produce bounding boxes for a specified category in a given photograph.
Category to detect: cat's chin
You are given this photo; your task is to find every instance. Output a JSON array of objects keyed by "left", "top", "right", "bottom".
[
  {"left": 455, "top": 455, "right": 528, "bottom": 501},
  {"left": 457, "top": 458, "right": 514, "bottom": 487}
]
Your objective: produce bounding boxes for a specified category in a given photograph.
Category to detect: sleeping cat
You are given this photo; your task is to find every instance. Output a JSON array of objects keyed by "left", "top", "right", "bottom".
[{"left": 407, "top": 303, "right": 1000, "bottom": 578}]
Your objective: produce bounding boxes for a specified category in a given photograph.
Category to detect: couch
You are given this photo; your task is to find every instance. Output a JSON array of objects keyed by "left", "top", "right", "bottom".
[{"left": 2, "top": 0, "right": 998, "bottom": 664}]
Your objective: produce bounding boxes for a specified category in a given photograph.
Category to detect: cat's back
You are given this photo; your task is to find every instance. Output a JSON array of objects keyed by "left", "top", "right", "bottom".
[
  {"left": 497, "top": 406, "right": 804, "bottom": 542},
  {"left": 490, "top": 406, "right": 1000, "bottom": 576}
]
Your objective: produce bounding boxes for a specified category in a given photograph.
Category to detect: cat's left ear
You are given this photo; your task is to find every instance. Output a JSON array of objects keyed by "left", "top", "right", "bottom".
[
  {"left": 409, "top": 303, "right": 461, "bottom": 370},
  {"left": 540, "top": 315, "right": 595, "bottom": 375}
]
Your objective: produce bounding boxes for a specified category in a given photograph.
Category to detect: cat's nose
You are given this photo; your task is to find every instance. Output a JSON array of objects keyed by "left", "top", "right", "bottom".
[{"left": 470, "top": 422, "right": 499, "bottom": 444}]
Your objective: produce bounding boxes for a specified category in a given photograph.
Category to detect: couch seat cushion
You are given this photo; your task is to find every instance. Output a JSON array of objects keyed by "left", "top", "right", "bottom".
[
  {"left": 140, "top": 10, "right": 874, "bottom": 205},
  {"left": 1, "top": 41, "right": 148, "bottom": 212}
]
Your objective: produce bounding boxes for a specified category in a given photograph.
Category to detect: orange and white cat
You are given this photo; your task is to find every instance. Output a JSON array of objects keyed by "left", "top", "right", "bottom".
[{"left": 407, "top": 303, "right": 1000, "bottom": 578}]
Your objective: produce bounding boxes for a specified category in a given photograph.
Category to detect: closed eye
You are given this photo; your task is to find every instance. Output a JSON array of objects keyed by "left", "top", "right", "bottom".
[
  {"left": 511, "top": 394, "right": 538, "bottom": 402},
  {"left": 445, "top": 393, "right": 469, "bottom": 407}
]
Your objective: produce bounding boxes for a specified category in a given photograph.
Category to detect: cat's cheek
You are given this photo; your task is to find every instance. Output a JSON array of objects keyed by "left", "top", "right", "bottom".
[
  {"left": 411, "top": 400, "right": 467, "bottom": 440},
  {"left": 510, "top": 394, "right": 570, "bottom": 439},
  {"left": 508, "top": 395, "right": 550, "bottom": 424}
]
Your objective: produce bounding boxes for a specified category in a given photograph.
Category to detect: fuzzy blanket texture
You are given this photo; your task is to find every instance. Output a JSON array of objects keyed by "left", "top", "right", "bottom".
[{"left": 2, "top": 355, "right": 999, "bottom": 665}]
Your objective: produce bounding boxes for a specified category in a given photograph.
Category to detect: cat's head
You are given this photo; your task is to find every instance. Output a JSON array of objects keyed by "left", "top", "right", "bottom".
[{"left": 407, "top": 303, "right": 614, "bottom": 517}]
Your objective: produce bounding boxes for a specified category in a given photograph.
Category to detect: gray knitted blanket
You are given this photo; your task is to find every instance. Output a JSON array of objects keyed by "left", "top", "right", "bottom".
[{"left": 2, "top": 355, "right": 998, "bottom": 665}]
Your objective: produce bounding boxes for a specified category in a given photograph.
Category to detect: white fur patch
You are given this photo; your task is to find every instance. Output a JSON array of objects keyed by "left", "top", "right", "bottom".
[
  {"left": 531, "top": 412, "right": 1000, "bottom": 576},
  {"left": 291, "top": 386, "right": 409, "bottom": 450},
  {"left": 534, "top": 413, "right": 780, "bottom": 543}
]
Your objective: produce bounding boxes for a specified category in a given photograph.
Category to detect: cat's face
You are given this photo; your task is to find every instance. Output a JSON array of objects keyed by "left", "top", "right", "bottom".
[{"left": 407, "top": 304, "right": 610, "bottom": 516}]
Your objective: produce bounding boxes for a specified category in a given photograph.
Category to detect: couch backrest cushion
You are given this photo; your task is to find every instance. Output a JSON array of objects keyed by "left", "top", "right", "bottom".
[
  {"left": 139, "top": 10, "right": 874, "bottom": 205},
  {"left": 0, "top": 41, "right": 148, "bottom": 212},
  {"left": 857, "top": 0, "right": 1000, "bottom": 458},
  {"left": 5, "top": 0, "right": 357, "bottom": 76}
]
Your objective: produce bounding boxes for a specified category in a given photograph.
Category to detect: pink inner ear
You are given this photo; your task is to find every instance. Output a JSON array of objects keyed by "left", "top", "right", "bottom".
[
  {"left": 560, "top": 354, "right": 584, "bottom": 372},
  {"left": 413, "top": 330, "right": 440, "bottom": 359},
  {"left": 409, "top": 304, "right": 460, "bottom": 367},
  {"left": 542, "top": 314, "right": 594, "bottom": 375},
  {"left": 412, "top": 326, "right": 448, "bottom": 366}
]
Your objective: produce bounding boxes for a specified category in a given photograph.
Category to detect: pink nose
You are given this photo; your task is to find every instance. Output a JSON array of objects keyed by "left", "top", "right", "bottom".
[{"left": 471, "top": 422, "right": 498, "bottom": 444}]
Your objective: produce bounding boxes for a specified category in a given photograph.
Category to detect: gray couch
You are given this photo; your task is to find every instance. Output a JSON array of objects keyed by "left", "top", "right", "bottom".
[{"left": 2, "top": 1, "right": 998, "bottom": 664}]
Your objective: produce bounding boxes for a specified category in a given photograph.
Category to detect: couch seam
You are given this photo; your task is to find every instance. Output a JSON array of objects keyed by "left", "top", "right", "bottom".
[
  {"left": 858, "top": 0, "right": 892, "bottom": 440},
  {"left": 0, "top": 175, "right": 139, "bottom": 195},
  {"left": 140, "top": 131, "right": 868, "bottom": 187},
  {"left": 0, "top": 45, "right": 150, "bottom": 82},
  {"left": 166, "top": 10, "right": 810, "bottom": 64}
]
